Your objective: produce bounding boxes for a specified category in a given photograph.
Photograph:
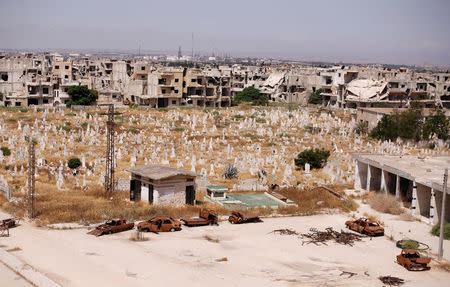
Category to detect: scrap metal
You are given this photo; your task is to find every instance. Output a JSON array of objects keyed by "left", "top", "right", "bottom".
[
  {"left": 270, "top": 229, "right": 299, "bottom": 236},
  {"left": 378, "top": 276, "right": 405, "bottom": 286},
  {"left": 300, "top": 227, "right": 365, "bottom": 246}
]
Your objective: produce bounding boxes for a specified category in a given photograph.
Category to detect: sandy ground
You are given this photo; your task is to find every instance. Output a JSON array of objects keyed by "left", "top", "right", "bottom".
[
  {"left": 0, "top": 206, "right": 449, "bottom": 287},
  {"left": 0, "top": 261, "right": 32, "bottom": 287}
]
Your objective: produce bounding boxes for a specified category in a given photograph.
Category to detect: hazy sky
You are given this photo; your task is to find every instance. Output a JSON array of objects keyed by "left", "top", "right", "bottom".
[{"left": 1, "top": 0, "right": 449, "bottom": 65}]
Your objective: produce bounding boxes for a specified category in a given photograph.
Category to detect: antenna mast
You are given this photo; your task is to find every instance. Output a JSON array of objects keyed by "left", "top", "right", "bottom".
[
  {"left": 27, "top": 139, "right": 36, "bottom": 218},
  {"left": 99, "top": 104, "right": 121, "bottom": 194}
]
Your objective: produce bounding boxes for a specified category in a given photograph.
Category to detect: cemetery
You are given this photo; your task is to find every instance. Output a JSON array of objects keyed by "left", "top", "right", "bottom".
[
  {"left": 0, "top": 105, "right": 449, "bottom": 287},
  {"left": 0, "top": 105, "right": 448, "bottom": 223}
]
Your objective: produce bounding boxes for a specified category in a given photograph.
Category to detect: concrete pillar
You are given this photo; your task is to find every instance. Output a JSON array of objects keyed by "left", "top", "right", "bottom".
[
  {"left": 395, "top": 175, "right": 400, "bottom": 199},
  {"left": 380, "top": 170, "right": 387, "bottom": 193},
  {"left": 430, "top": 189, "right": 437, "bottom": 225},
  {"left": 411, "top": 180, "right": 417, "bottom": 216},
  {"left": 366, "top": 165, "right": 371, "bottom": 191}
]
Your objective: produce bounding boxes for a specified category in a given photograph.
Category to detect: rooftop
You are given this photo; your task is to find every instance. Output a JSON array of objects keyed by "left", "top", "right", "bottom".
[
  {"left": 353, "top": 154, "right": 450, "bottom": 192},
  {"left": 126, "top": 165, "right": 197, "bottom": 180}
]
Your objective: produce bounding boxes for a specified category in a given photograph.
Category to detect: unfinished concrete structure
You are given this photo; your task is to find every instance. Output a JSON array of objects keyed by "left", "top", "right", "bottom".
[
  {"left": 353, "top": 154, "right": 450, "bottom": 223},
  {"left": 127, "top": 165, "right": 197, "bottom": 205}
]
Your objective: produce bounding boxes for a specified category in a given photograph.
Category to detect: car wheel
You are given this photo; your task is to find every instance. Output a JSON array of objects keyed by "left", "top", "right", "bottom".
[{"left": 170, "top": 228, "right": 175, "bottom": 232}]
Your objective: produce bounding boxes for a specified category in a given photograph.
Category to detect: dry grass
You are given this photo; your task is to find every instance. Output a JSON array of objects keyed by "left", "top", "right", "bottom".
[
  {"left": 397, "top": 212, "right": 418, "bottom": 222},
  {"left": 1, "top": 182, "right": 214, "bottom": 224},
  {"left": 1, "top": 183, "right": 358, "bottom": 224},
  {"left": 276, "top": 187, "right": 359, "bottom": 215},
  {"left": 204, "top": 234, "right": 220, "bottom": 243},
  {"left": 432, "top": 259, "right": 450, "bottom": 273},
  {"left": 368, "top": 193, "right": 403, "bottom": 215},
  {"left": 129, "top": 230, "right": 149, "bottom": 242}
]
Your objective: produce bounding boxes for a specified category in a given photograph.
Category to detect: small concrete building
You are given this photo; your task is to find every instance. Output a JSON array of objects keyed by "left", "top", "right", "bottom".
[
  {"left": 353, "top": 154, "right": 450, "bottom": 223},
  {"left": 127, "top": 165, "right": 197, "bottom": 205}
]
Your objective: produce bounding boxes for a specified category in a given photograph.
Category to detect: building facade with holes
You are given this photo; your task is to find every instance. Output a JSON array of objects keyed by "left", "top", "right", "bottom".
[{"left": 126, "top": 165, "right": 197, "bottom": 205}]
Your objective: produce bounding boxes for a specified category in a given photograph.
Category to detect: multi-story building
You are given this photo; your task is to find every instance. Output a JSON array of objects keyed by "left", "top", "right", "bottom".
[{"left": 0, "top": 52, "right": 449, "bottom": 110}]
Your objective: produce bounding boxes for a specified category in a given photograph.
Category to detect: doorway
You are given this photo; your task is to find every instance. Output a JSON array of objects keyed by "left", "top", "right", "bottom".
[{"left": 185, "top": 185, "right": 195, "bottom": 205}]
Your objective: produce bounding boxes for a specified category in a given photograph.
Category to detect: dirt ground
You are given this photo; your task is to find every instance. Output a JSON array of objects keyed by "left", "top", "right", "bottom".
[
  {"left": 0, "top": 262, "right": 31, "bottom": 287},
  {"left": 1, "top": 204, "right": 449, "bottom": 287}
]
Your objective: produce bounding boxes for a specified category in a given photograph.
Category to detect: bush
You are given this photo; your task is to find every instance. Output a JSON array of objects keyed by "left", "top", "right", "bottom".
[
  {"left": 255, "top": 118, "right": 266, "bottom": 123},
  {"left": 0, "top": 147, "right": 11, "bottom": 156},
  {"left": 308, "top": 89, "right": 323, "bottom": 105},
  {"left": 127, "top": 127, "right": 139, "bottom": 134},
  {"left": 232, "top": 114, "right": 245, "bottom": 121},
  {"left": 294, "top": 149, "right": 330, "bottom": 169},
  {"left": 368, "top": 193, "right": 403, "bottom": 215},
  {"left": 68, "top": 158, "right": 81, "bottom": 169},
  {"left": 370, "top": 109, "right": 423, "bottom": 141},
  {"left": 223, "top": 164, "right": 238, "bottom": 179},
  {"left": 232, "top": 86, "right": 268, "bottom": 106},
  {"left": 172, "top": 126, "right": 184, "bottom": 132},
  {"left": 431, "top": 221, "right": 450, "bottom": 240},
  {"left": 354, "top": 121, "right": 368, "bottom": 135},
  {"left": 422, "top": 110, "right": 449, "bottom": 141},
  {"left": 66, "top": 85, "right": 98, "bottom": 107}
]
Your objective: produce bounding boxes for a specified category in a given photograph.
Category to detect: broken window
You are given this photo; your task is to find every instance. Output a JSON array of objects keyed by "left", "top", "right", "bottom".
[
  {"left": 65, "top": 65, "right": 69, "bottom": 70},
  {"left": 191, "top": 79, "right": 196, "bottom": 82},
  {"left": 64, "top": 75, "right": 68, "bottom": 79},
  {"left": 175, "top": 78, "right": 179, "bottom": 82},
  {"left": 162, "top": 89, "right": 166, "bottom": 94},
  {"left": 55, "top": 65, "right": 59, "bottom": 69},
  {"left": 172, "top": 100, "right": 176, "bottom": 105},
  {"left": 0, "top": 74, "right": 7, "bottom": 81},
  {"left": 141, "top": 66, "right": 145, "bottom": 70},
  {"left": 43, "top": 87, "right": 49, "bottom": 94}
]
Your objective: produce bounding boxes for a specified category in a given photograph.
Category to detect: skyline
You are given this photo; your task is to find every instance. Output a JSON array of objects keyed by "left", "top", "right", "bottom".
[{"left": 1, "top": 0, "right": 450, "bottom": 66}]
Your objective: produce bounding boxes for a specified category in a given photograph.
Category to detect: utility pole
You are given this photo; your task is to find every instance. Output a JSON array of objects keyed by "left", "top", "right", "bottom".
[
  {"left": 438, "top": 168, "right": 448, "bottom": 260},
  {"left": 99, "top": 104, "right": 121, "bottom": 194},
  {"left": 27, "top": 139, "right": 36, "bottom": 218}
]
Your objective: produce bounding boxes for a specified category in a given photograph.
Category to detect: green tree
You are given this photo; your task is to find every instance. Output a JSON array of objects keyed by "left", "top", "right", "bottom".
[
  {"left": 370, "top": 108, "right": 424, "bottom": 141},
  {"left": 66, "top": 86, "right": 98, "bottom": 108},
  {"left": 68, "top": 158, "right": 82, "bottom": 169},
  {"left": 0, "top": 147, "right": 11, "bottom": 156},
  {"left": 370, "top": 114, "right": 398, "bottom": 141},
  {"left": 294, "top": 149, "right": 330, "bottom": 169},
  {"left": 232, "top": 86, "right": 268, "bottom": 106},
  {"left": 307, "top": 89, "right": 323, "bottom": 105},
  {"left": 397, "top": 108, "right": 423, "bottom": 140},
  {"left": 422, "top": 110, "right": 449, "bottom": 141}
]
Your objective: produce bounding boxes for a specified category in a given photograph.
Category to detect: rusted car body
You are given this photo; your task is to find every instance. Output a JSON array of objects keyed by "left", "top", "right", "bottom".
[
  {"left": 397, "top": 249, "right": 431, "bottom": 271},
  {"left": 181, "top": 208, "right": 218, "bottom": 227},
  {"left": 87, "top": 218, "right": 134, "bottom": 236},
  {"left": 345, "top": 218, "right": 384, "bottom": 236},
  {"left": 228, "top": 211, "right": 262, "bottom": 224},
  {"left": 137, "top": 217, "right": 182, "bottom": 233}
]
